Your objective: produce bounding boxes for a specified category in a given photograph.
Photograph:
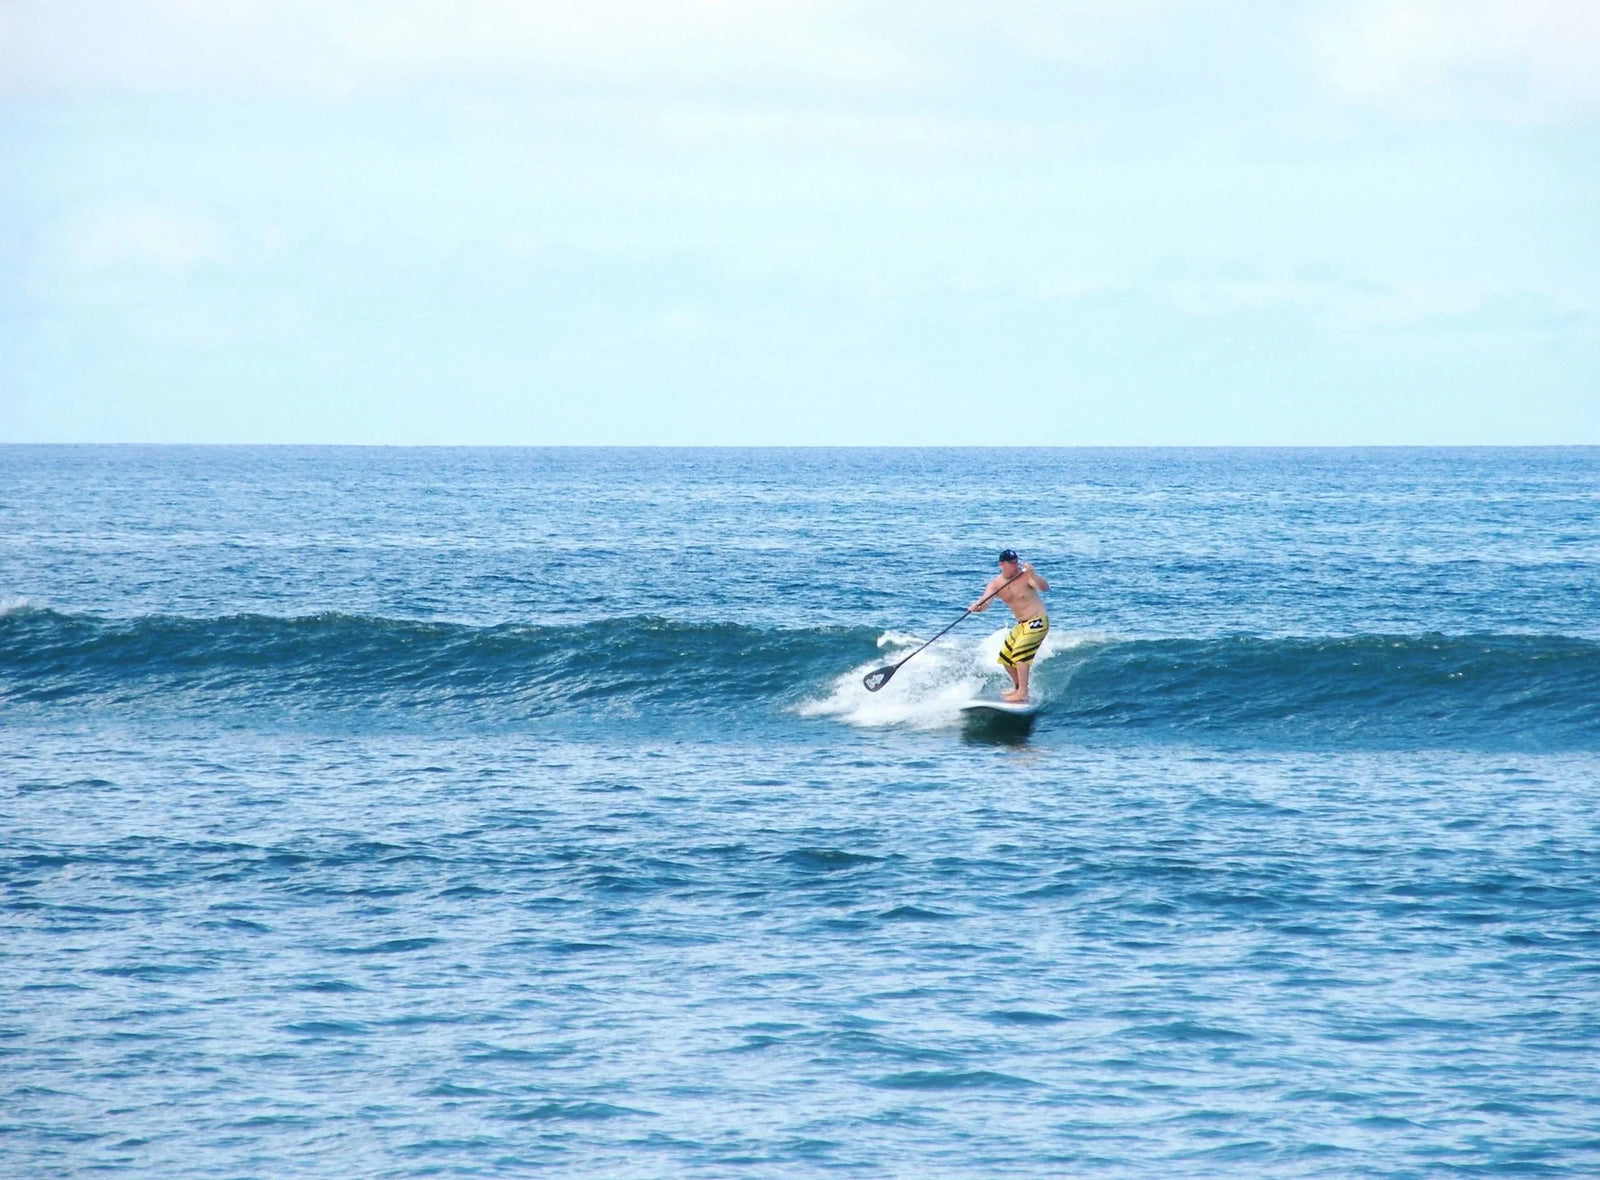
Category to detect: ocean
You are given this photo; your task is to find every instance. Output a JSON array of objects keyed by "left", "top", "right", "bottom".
[{"left": 4, "top": 445, "right": 1599, "bottom": 1177}]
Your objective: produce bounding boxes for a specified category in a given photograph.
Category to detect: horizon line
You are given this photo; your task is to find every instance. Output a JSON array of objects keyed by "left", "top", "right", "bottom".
[{"left": 4, "top": 442, "right": 1597, "bottom": 452}]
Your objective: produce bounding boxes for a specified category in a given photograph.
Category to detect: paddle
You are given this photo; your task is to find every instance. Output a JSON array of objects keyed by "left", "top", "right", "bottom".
[{"left": 861, "top": 568, "right": 1028, "bottom": 692}]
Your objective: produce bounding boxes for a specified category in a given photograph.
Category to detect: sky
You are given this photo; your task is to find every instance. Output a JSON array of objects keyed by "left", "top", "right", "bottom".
[{"left": 1, "top": 0, "right": 1596, "bottom": 445}]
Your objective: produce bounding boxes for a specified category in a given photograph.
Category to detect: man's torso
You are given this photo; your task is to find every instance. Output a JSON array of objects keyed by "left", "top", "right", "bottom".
[{"left": 997, "top": 579, "right": 1046, "bottom": 622}]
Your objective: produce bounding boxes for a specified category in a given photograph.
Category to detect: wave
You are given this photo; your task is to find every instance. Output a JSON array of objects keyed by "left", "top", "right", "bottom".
[
  {"left": 1050, "top": 633, "right": 1600, "bottom": 746},
  {"left": 0, "top": 607, "right": 880, "bottom": 724},
  {"left": 815, "top": 627, "right": 1600, "bottom": 748},
  {"left": 2, "top": 608, "right": 1597, "bottom": 748}
]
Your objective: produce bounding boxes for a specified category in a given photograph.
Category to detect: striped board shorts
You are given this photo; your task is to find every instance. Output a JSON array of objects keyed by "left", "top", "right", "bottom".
[{"left": 998, "top": 615, "right": 1049, "bottom": 668}]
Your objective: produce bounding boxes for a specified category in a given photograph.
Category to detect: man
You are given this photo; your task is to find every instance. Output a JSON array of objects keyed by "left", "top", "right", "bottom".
[{"left": 969, "top": 549, "right": 1050, "bottom": 702}]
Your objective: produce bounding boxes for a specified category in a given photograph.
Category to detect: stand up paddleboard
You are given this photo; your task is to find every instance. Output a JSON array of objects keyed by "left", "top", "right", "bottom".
[{"left": 959, "top": 696, "right": 1040, "bottom": 718}]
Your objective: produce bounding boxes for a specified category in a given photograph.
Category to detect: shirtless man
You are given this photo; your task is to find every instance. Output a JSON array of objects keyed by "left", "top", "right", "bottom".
[{"left": 969, "top": 549, "right": 1050, "bottom": 702}]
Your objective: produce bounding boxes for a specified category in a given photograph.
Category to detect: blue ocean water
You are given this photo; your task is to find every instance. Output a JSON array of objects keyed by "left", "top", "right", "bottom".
[{"left": 3, "top": 445, "right": 1599, "bottom": 1177}]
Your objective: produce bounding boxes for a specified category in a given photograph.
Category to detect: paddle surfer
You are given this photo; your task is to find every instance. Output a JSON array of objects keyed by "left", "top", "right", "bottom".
[{"left": 969, "top": 549, "right": 1049, "bottom": 702}]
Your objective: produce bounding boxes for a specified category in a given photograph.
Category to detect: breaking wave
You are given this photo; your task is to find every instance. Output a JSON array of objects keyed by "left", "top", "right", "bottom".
[{"left": 2, "top": 607, "right": 1596, "bottom": 748}]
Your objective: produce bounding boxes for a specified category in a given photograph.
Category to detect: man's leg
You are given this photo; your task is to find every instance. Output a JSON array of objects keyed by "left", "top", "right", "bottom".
[
  {"left": 1001, "top": 658, "right": 1026, "bottom": 701},
  {"left": 1013, "top": 658, "right": 1031, "bottom": 700},
  {"left": 999, "top": 623, "right": 1021, "bottom": 698},
  {"left": 998, "top": 651, "right": 1021, "bottom": 699}
]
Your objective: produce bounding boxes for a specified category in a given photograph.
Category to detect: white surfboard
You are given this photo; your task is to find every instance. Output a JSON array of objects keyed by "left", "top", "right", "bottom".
[{"left": 959, "top": 696, "right": 1040, "bottom": 718}]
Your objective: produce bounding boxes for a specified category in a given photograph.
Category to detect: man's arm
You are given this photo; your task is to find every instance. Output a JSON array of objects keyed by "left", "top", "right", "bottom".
[{"left": 1024, "top": 563, "right": 1049, "bottom": 592}]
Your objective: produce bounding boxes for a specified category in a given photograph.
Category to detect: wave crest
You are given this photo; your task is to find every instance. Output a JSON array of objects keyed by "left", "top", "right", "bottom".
[{"left": 0, "top": 607, "right": 879, "bottom": 723}]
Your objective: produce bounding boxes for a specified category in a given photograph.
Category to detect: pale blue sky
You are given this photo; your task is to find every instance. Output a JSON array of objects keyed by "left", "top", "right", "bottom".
[{"left": 2, "top": 1, "right": 1596, "bottom": 444}]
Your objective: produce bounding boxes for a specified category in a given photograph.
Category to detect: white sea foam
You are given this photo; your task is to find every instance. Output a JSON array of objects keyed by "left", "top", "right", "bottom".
[
  {"left": 876, "top": 629, "right": 924, "bottom": 649},
  {"left": 0, "top": 596, "right": 32, "bottom": 617},
  {"left": 801, "top": 625, "right": 1092, "bottom": 729}
]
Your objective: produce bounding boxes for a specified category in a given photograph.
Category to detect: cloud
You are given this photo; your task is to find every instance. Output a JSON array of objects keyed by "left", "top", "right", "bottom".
[
  {"left": 0, "top": 1, "right": 1304, "bottom": 107},
  {"left": 0, "top": 0, "right": 923, "bottom": 96},
  {"left": 1313, "top": 0, "right": 1600, "bottom": 122},
  {"left": 50, "top": 205, "right": 227, "bottom": 275},
  {"left": 10, "top": 1, "right": 1595, "bottom": 126}
]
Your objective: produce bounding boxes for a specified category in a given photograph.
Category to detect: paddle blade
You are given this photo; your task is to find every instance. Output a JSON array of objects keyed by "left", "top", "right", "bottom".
[{"left": 862, "top": 665, "right": 896, "bottom": 692}]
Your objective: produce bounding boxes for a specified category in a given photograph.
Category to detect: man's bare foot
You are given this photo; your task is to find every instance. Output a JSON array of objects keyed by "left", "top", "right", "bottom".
[{"left": 1001, "top": 690, "right": 1028, "bottom": 703}]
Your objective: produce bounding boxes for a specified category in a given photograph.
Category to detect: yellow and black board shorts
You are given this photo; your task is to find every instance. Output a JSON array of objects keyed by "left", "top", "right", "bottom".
[{"left": 998, "top": 615, "right": 1049, "bottom": 668}]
